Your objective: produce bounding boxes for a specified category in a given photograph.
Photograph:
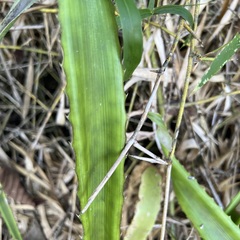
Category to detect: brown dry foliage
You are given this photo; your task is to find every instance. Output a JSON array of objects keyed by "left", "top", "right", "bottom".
[{"left": 0, "top": 0, "right": 239, "bottom": 239}]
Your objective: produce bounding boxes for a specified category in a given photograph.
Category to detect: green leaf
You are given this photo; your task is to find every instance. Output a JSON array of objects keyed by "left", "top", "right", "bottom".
[
  {"left": 0, "top": 185, "right": 22, "bottom": 240},
  {"left": 149, "top": 113, "right": 240, "bottom": 239},
  {"left": 0, "top": 0, "right": 38, "bottom": 41},
  {"left": 193, "top": 33, "right": 240, "bottom": 93},
  {"left": 225, "top": 191, "right": 240, "bottom": 225},
  {"left": 171, "top": 157, "right": 240, "bottom": 240},
  {"left": 139, "top": 5, "right": 194, "bottom": 27},
  {"left": 147, "top": 0, "right": 155, "bottom": 10},
  {"left": 124, "top": 166, "right": 162, "bottom": 240},
  {"left": 148, "top": 112, "right": 172, "bottom": 154},
  {"left": 59, "top": 0, "right": 126, "bottom": 239},
  {"left": 115, "top": 0, "right": 143, "bottom": 80}
]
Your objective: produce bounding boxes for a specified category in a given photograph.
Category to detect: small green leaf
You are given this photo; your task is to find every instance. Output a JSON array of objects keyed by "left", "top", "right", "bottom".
[
  {"left": 115, "top": 0, "right": 143, "bottom": 80},
  {"left": 0, "top": 0, "right": 38, "bottom": 41},
  {"left": 139, "top": 5, "right": 194, "bottom": 28},
  {"left": 0, "top": 185, "right": 22, "bottom": 240},
  {"left": 148, "top": 112, "right": 172, "bottom": 154},
  {"left": 124, "top": 166, "right": 162, "bottom": 240},
  {"left": 225, "top": 191, "right": 240, "bottom": 225},
  {"left": 193, "top": 33, "right": 240, "bottom": 93}
]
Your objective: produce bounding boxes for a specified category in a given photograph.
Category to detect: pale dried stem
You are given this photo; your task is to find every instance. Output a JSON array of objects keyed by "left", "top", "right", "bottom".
[{"left": 161, "top": 1, "right": 200, "bottom": 239}]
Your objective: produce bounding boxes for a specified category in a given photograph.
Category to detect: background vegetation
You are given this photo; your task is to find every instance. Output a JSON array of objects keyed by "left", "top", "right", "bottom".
[{"left": 0, "top": 0, "right": 239, "bottom": 239}]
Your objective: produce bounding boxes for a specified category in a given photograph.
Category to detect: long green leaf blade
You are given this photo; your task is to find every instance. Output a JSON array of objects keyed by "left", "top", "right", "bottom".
[
  {"left": 59, "top": 0, "right": 126, "bottom": 239},
  {"left": 193, "top": 33, "right": 240, "bottom": 93},
  {"left": 116, "top": 0, "right": 143, "bottom": 80},
  {"left": 0, "top": 0, "right": 38, "bottom": 41},
  {"left": 0, "top": 185, "right": 22, "bottom": 240},
  {"left": 171, "top": 157, "right": 240, "bottom": 240},
  {"left": 149, "top": 113, "right": 240, "bottom": 239},
  {"left": 139, "top": 5, "right": 194, "bottom": 27}
]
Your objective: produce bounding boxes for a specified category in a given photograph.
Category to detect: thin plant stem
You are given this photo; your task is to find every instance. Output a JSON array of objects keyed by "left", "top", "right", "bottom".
[
  {"left": 160, "top": 163, "right": 172, "bottom": 239},
  {"left": 149, "top": 22, "right": 185, "bottom": 44},
  {"left": 133, "top": 141, "right": 167, "bottom": 165},
  {"left": 30, "top": 80, "right": 66, "bottom": 149},
  {"left": 125, "top": 140, "right": 155, "bottom": 176},
  {"left": 186, "top": 90, "right": 240, "bottom": 106},
  {"left": 169, "top": 0, "right": 199, "bottom": 160},
  {"left": 126, "top": 82, "right": 139, "bottom": 129},
  {"left": 160, "top": 16, "right": 186, "bottom": 240},
  {"left": 161, "top": 2, "right": 200, "bottom": 238}
]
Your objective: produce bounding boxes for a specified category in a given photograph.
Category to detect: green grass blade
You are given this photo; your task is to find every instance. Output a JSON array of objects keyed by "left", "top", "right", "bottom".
[
  {"left": 193, "top": 33, "right": 240, "bottom": 93},
  {"left": 149, "top": 113, "right": 240, "bottom": 239},
  {"left": 139, "top": 5, "right": 194, "bottom": 27},
  {"left": 0, "top": 0, "right": 38, "bottom": 41},
  {"left": 171, "top": 158, "right": 240, "bottom": 240},
  {"left": 115, "top": 0, "right": 143, "bottom": 80},
  {"left": 125, "top": 166, "right": 162, "bottom": 240},
  {"left": 225, "top": 191, "right": 240, "bottom": 215},
  {"left": 0, "top": 185, "right": 22, "bottom": 240},
  {"left": 225, "top": 191, "right": 240, "bottom": 225},
  {"left": 147, "top": 0, "right": 155, "bottom": 10},
  {"left": 59, "top": 0, "right": 126, "bottom": 239},
  {"left": 148, "top": 112, "right": 172, "bottom": 152}
]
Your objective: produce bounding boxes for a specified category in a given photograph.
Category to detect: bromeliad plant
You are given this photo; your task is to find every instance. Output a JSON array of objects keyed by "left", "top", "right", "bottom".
[{"left": 0, "top": 0, "right": 240, "bottom": 239}]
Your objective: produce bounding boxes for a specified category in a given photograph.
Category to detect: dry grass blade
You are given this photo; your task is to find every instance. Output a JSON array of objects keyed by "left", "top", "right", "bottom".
[
  {"left": 0, "top": 167, "right": 35, "bottom": 206},
  {"left": 22, "top": 57, "right": 34, "bottom": 118},
  {"left": 0, "top": 0, "right": 38, "bottom": 40},
  {"left": 0, "top": 1, "right": 79, "bottom": 239}
]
